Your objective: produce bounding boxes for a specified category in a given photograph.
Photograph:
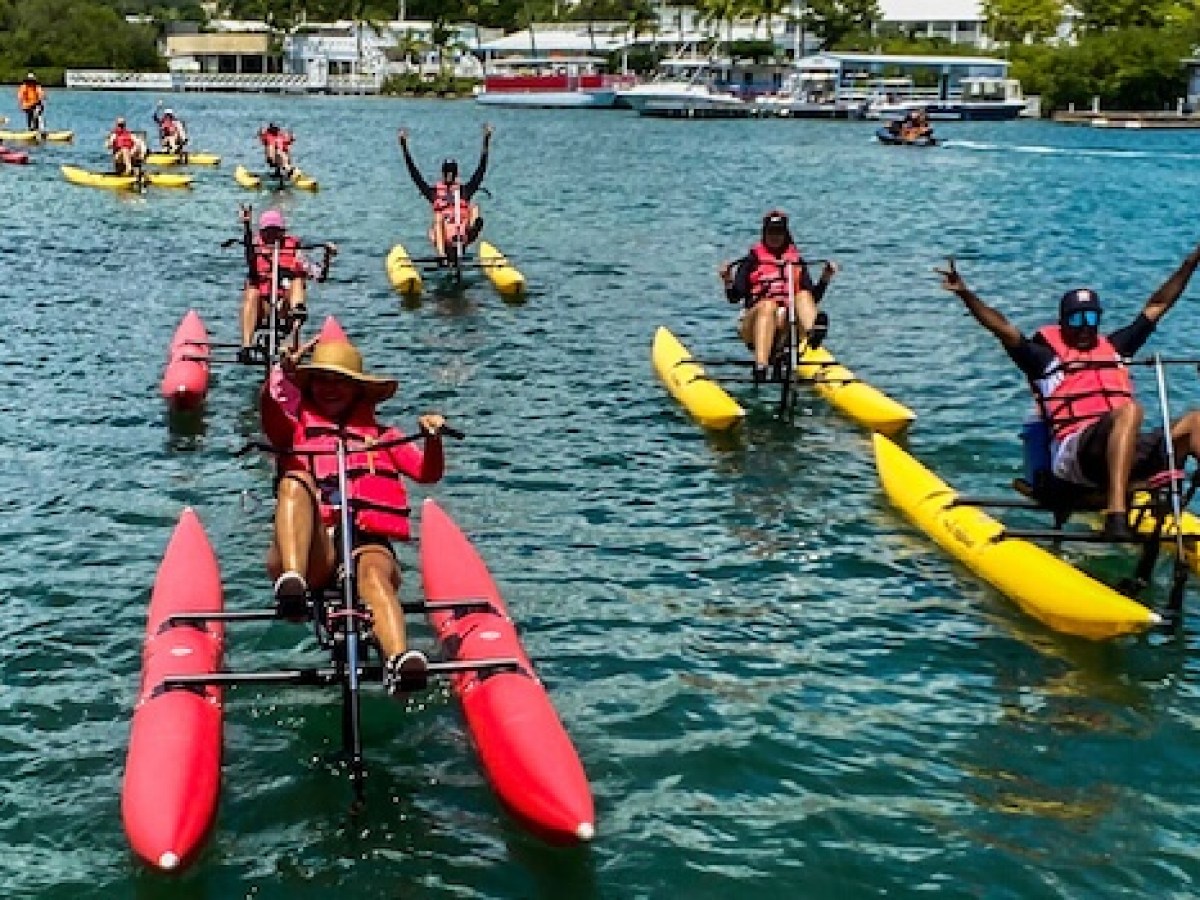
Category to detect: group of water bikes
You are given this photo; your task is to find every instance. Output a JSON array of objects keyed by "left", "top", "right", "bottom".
[{"left": 875, "top": 108, "right": 939, "bottom": 147}]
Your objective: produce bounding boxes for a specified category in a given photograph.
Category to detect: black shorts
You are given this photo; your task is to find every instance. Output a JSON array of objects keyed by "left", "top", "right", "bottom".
[{"left": 1075, "top": 415, "right": 1168, "bottom": 487}]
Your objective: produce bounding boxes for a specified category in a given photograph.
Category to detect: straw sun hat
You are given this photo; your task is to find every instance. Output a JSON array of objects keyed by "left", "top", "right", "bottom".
[{"left": 294, "top": 341, "right": 397, "bottom": 403}]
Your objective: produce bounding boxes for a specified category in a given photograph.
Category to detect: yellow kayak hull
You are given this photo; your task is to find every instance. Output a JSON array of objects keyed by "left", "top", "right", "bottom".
[
  {"left": 236, "top": 164, "right": 318, "bottom": 191},
  {"left": 652, "top": 327, "right": 745, "bottom": 431},
  {"left": 478, "top": 241, "right": 526, "bottom": 299},
  {"left": 385, "top": 244, "right": 423, "bottom": 298},
  {"left": 60, "top": 165, "right": 193, "bottom": 190},
  {"left": 234, "top": 164, "right": 261, "bottom": 189},
  {"left": 873, "top": 433, "right": 1159, "bottom": 640},
  {"left": 0, "top": 129, "right": 73, "bottom": 142},
  {"left": 797, "top": 346, "right": 914, "bottom": 436},
  {"left": 145, "top": 152, "right": 221, "bottom": 167}
]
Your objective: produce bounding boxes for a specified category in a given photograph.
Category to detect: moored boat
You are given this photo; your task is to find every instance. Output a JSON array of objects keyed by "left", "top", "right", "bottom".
[
  {"left": 651, "top": 326, "right": 745, "bottom": 430},
  {"left": 160, "top": 310, "right": 210, "bottom": 411},
  {"left": 872, "top": 433, "right": 1160, "bottom": 640},
  {"left": 121, "top": 508, "right": 225, "bottom": 871},
  {"left": 797, "top": 345, "right": 915, "bottom": 435},
  {"left": 419, "top": 499, "right": 595, "bottom": 844},
  {"left": 475, "top": 56, "right": 631, "bottom": 108},
  {"left": 478, "top": 241, "right": 526, "bottom": 300},
  {"left": 385, "top": 243, "right": 423, "bottom": 298}
]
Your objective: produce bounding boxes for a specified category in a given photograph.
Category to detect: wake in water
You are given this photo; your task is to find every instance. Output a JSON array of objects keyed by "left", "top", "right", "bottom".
[{"left": 943, "top": 139, "right": 1200, "bottom": 160}]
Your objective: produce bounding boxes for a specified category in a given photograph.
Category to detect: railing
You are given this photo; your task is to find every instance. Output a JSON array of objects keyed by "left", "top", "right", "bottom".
[
  {"left": 65, "top": 70, "right": 173, "bottom": 90},
  {"left": 181, "top": 72, "right": 311, "bottom": 92},
  {"left": 327, "top": 72, "right": 384, "bottom": 93}
]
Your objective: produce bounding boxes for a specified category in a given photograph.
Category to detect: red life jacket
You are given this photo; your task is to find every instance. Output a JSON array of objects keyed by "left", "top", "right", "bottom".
[
  {"left": 262, "top": 130, "right": 291, "bottom": 150},
  {"left": 252, "top": 234, "right": 303, "bottom": 289},
  {"left": 1033, "top": 325, "right": 1135, "bottom": 442},
  {"left": 432, "top": 181, "right": 470, "bottom": 220},
  {"left": 111, "top": 128, "right": 134, "bottom": 151},
  {"left": 159, "top": 116, "right": 178, "bottom": 138},
  {"left": 288, "top": 406, "right": 413, "bottom": 540},
  {"left": 747, "top": 243, "right": 803, "bottom": 304}
]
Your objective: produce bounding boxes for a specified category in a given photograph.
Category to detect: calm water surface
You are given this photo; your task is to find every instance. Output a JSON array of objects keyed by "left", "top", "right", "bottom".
[{"left": 3, "top": 93, "right": 1200, "bottom": 899}]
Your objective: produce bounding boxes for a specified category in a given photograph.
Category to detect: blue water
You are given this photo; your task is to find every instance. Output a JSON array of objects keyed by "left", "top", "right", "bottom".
[{"left": 4, "top": 93, "right": 1200, "bottom": 898}]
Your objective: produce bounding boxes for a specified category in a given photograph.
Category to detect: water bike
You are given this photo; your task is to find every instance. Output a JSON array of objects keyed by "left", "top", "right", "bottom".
[
  {"left": 235, "top": 162, "right": 318, "bottom": 192},
  {"left": 0, "top": 128, "right": 73, "bottom": 143},
  {"left": 873, "top": 356, "right": 1200, "bottom": 640},
  {"left": 60, "top": 164, "right": 192, "bottom": 191},
  {"left": 385, "top": 239, "right": 526, "bottom": 302},
  {"left": 159, "top": 239, "right": 334, "bottom": 411},
  {"left": 652, "top": 261, "right": 914, "bottom": 434},
  {"left": 121, "top": 438, "right": 594, "bottom": 871}
]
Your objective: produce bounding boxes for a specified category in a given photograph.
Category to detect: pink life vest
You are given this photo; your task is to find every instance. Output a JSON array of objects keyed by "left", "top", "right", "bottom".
[
  {"left": 286, "top": 406, "right": 414, "bottom": 540},
  {"left": 1033, "top": 325, "right": 1135, "bottom": 442},
  {"left": 748, "top": 243, "right": 803, "bottom": 304},
  {"left": 432, "top": 181, "right": 470, "bottom": 219}
]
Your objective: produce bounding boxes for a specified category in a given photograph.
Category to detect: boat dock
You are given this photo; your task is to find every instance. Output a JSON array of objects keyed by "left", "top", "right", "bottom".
[{"left": 1052, "top": 110, "right": 1200, "bottom": 129}]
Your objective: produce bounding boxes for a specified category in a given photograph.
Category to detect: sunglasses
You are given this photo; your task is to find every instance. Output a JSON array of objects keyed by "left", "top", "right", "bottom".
[{"left": 1065, "top": 309, "right": 1100, "bottom": 328}]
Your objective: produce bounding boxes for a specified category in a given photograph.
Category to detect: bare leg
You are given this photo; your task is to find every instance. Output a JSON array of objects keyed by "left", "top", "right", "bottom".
[
  {"left": 429, "top": 219, "right": 446, "bottom": 260},
  {"left": 356, "top": 547, "right": 407, "bottom": 659},
  {"left": 241, "top": 284, "right": 264, "bottom": 349},
  {"left": 1104, "top": 402, "right": 1144, "bottom": 514},
  {"left": 266, "top": 472, "right": 337, "bottom": 586},
  {"left": 1170, "top": 409, "right": 1200, "bottom": 466},
  {"left": 287, "top": 278, "right": 307, "bottom": 349}
]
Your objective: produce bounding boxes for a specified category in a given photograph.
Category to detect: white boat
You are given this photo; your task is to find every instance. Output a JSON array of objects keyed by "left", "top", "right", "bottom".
[
  {"left": 618, "top": 58, "right": 750, "bottom": 118},
  {"left": 475, "top": 56, "right": 631, "bottom": 108},
  {"left": 754, "top": 61, "right": 868, "bottom": 118},
  {"left": 865, "top": 76, "right": 1028, "bottom": 121}
]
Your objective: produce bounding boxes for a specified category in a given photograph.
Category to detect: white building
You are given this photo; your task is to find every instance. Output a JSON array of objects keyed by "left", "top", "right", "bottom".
[{"left": 874, "top": 0, "right": 991, "bottom": 48}]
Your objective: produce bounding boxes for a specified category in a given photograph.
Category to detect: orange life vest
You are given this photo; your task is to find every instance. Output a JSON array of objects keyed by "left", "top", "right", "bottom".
[
  {"left": 1033, "top": 325, "right": 1135, "bottom": 442},
  {"left": 748, "top": 242, "right": 804, "bottom": 304},
  {"left": 17, "top": 84, "right": 43, "bottom": 110},
  {"left": 287, "top": 406, "right": 413, "bottom": 540},
  {"left": 111, "top": 127, "right": 134, "bottom": 151},
  {"left": 159, "top": 115, "right": 179, "bottom": 138}
]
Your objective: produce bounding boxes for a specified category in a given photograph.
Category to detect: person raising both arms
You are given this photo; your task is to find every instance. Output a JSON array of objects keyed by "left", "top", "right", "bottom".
[
  {"left": 258, "top": 122, "right": 295, "bottom": 177},
  {"left": 238, "top": 205, "right": 336, "bottom": 363},
  {"left": 265, "top": 338, "right": 450, "bottom": 695},
  {"left": 17, "top": 73, "right": 45, "bottom": 131},
  {"left": 106, "top": 118, "right": 146, "bottom": 175},
  {"left": 936, "top": 246, "right": 1200, "bottom": 539},
  {"left": 153, "top": 101, "right": 189, "bottom": 155},
  {"left": 397, "top": 123, "right": 492, "bottom": 265},
  {"left": 719, "top": 209, "right": 838, "bottom": 383}
]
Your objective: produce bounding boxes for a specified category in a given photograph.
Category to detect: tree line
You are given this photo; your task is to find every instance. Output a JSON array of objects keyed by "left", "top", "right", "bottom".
[{"left": 3, "top": 0, "right": 1195, "bottom": 111}]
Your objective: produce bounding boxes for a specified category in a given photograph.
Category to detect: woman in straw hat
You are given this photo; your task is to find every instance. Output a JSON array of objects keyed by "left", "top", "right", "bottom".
[{"left": 266, "top": 338, "right": 447, "bottom": 695}]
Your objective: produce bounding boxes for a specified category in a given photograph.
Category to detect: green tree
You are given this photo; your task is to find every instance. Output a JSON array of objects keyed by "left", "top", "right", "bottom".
[
  {"left": 801, "top": 0, "right": 880, "bottom": 48},
  {"left": 983, "top": 0, "right": 1063, "bottom": 43}
]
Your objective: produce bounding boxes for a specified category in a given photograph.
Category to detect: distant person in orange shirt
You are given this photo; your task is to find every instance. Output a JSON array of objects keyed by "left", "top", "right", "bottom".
[{"left": 17, "top": 74, "right": 45, "bottom": 132}]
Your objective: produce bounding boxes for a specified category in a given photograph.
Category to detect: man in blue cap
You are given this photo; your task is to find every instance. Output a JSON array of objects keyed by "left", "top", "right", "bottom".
[{"left": 937, "top": 247, "right": 1200, "bottom": 538}]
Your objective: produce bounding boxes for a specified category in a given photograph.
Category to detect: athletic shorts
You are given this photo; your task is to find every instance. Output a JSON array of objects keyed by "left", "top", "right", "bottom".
[{"left": 1052, "top": 414, "right": 1167, "bottom": 487}]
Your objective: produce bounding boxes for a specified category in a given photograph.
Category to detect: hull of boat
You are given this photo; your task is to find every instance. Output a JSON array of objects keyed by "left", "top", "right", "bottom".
[
  {"left": 160, "top": 310, "right": 209, "bottom": 411},
  {"left": 121, "top": 508, "right": 225, "bottom": 871},
  {"left": 796, "top": 345, "right": 915, "bottom": 435},
  {"left": 873, "top": 433, "right": 1159, "bottom": 640},
  {"left": 145, "top": 152, "right": 222, "bottom": 167},
  {"left": 419, "top": 499, "right": 595, "bottom": 845},
  {"left": 651, "top": 327, "right": 745, "bottom": 430},
  {"left": 476, "top": 90, "right": 617, "bottom": 108},
  {"left": 385, "top": 244, "right": 423, "bottom": 298},
  {"left": 478, "top": 241, "right": 526, "bottom": 300},
  {"left": 61, "top": 165, "right": 193, "bottom": 190}
]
